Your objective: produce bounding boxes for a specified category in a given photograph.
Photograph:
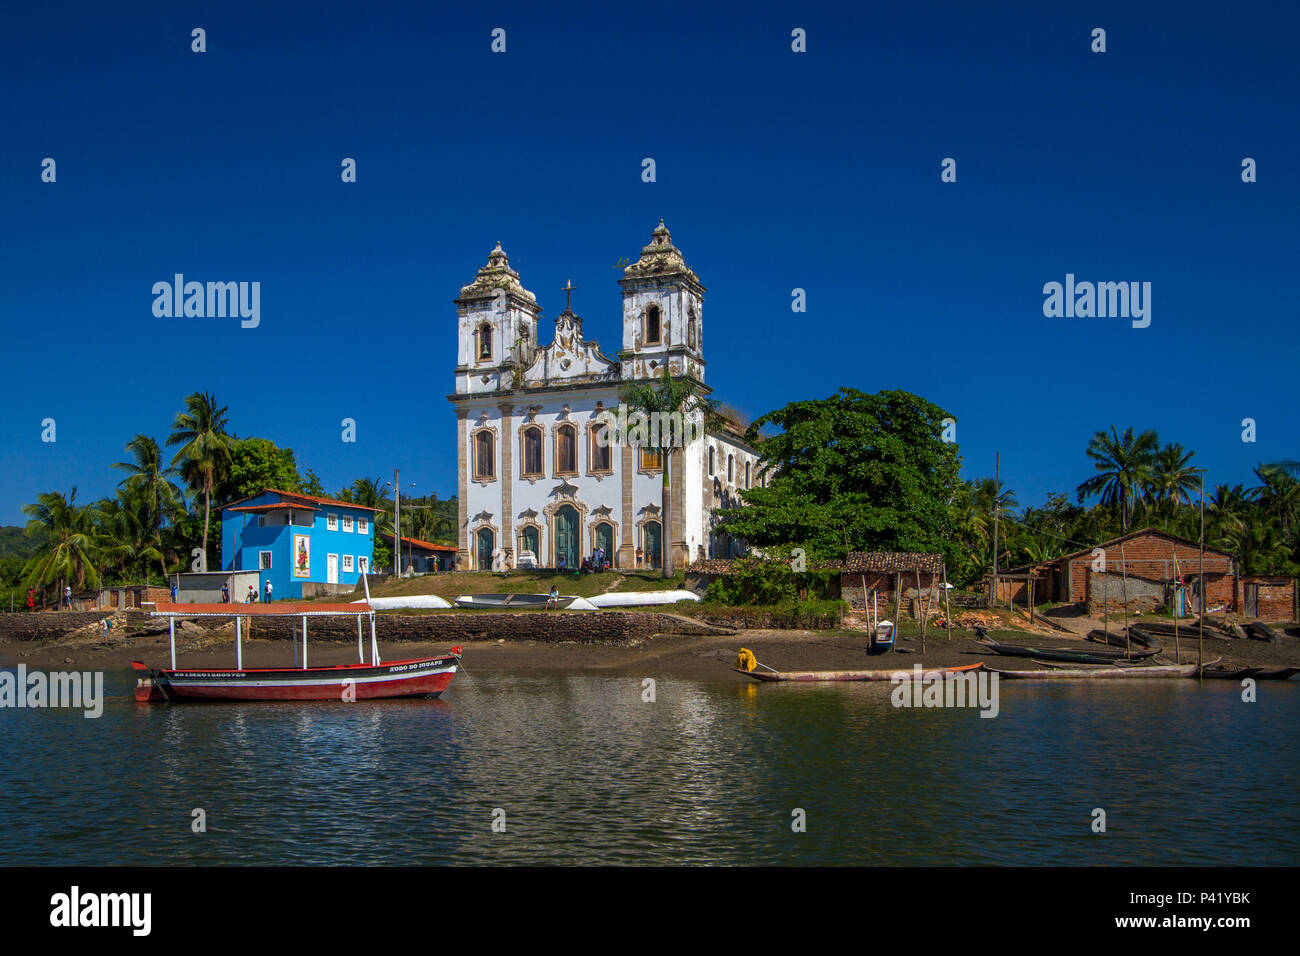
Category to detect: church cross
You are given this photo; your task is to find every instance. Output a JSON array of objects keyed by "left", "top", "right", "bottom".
[{"left": 562, "top": 279, "right": 577, "bottom": 311}]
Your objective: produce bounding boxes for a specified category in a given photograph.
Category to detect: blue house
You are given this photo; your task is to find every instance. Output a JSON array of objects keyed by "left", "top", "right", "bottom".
[{"left": 220, "top": 489, "right": 378, "bottom": 599}]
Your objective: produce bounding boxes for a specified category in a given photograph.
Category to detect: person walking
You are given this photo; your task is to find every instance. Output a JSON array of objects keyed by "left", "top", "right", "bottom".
[
  {"left": 27, "top": 588, "right": 35, "bottom": 612},
  {"left": 221, "top": 582, "right": 230, "bottom": 603}
]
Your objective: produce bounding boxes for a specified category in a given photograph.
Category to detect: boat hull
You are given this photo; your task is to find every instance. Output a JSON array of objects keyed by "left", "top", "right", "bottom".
[
  {"left": 133, "top": 656, "right": 458, "bottom": 702},
  {"left": 988, "top": 662, "right": 1204, "bottom": 679},
  {"left": 736, "top": 662, "right": 985, "bottom": 683}
]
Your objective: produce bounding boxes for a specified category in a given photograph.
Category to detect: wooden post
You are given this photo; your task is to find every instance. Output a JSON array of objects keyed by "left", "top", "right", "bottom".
[
  {"left": 302, "top": 614, "right": 308, "bottom": 670},
  {"left": 918, "top": 572, "right": 928, "bottom": 656},
  {"left": 943, "top": 564, "right": 952, "bottom": 640},
  {"left": 1119, "top": 539, "right": 1131, "bottom": 659},
  {"left": 990, "top": 452, "right": 1000, "bottom": 609},
  {"left": 1199, "top": 476, "right": 1205, "bottom": 678},
  {"left": 236, "top": 615, "right": 243, "bottom": 671},
  {"left": 169, "top": 617, "right": 176, "bottom": 669},
  {"left": 357, "top": 615, "right": 365, "bottom": 664},
  {"left": 370, "top": 612, "right": 380, "bottom": 665},
  {"left": 1172, "top": 548, "right": 1182, "bottom": 663}
]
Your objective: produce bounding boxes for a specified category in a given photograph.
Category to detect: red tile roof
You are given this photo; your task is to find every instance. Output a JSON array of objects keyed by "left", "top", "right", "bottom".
[{"left": 221, "top": 488, "right": 382, "bottom": 513}]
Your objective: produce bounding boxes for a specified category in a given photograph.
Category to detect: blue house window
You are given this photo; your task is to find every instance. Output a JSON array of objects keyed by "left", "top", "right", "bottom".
[
  {"left": 358, "top": 517, "right": 369, "bottom": 534},
  {"left": 259, "top": 551, "right": 272, "bottom": 570},
  {"left": 326, "top": 513, "right": 338, "bottom": 530}
]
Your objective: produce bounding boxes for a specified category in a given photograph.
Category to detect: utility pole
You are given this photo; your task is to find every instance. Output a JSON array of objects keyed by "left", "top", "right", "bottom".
[
  {"left": 989, "top": 452, "right": 1000, "bottom": 608},
  {"left": 1198, "top": 474, "right": 1205, "bottom": 677},
  {"left": 394, "top": 468, "right": 401, "bottom": 578}
]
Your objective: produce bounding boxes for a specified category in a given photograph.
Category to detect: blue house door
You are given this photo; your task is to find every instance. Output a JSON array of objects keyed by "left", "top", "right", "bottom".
[{"left": 555, "top": 506, "right": 579, "bottom": 570}]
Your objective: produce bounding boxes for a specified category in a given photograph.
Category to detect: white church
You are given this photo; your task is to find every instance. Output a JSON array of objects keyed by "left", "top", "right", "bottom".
[{"left": 449, "top": 221, "right": 762, "bottom": 571}]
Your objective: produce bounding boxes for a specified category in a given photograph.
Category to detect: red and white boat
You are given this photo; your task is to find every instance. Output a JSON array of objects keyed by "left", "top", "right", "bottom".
[{"left": 132, "top": 581, "right": 460, "bottom": 703}]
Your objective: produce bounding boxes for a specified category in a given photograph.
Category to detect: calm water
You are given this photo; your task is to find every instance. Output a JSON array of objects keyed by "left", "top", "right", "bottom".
[{"left": 2, "top": 667, "right": 1297, "bottom": 865}]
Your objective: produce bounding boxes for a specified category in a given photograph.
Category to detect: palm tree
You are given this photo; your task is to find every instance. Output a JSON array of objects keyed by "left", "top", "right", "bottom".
[
  {"left": 166, "top": 392, "right": 237, "bottom": 564},
  {"left": 1150, "top": 443, "right": 1201, "bottom": 508},
  {"left": 98, "top": 489, "right": 164, "bottom": 583},
  {"left": 1076, "top": 426, "right": 1159, "bottom": 532},
  {"left": 1251, "top": 464, "right": 1300, "bottom": 536},
  {"left": 621, "top": 364, "right": 714, "bottom": 577},
  {"left": 113, "top": 434, "right": 184, "bottom": 581},
  {"left": 22, "top": 489, "right": 102, "bottom": 603}
]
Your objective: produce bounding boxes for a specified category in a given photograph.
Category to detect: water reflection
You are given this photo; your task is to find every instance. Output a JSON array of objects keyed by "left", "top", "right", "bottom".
[{"left": 0, "top": 668, "right": 1295, "bottom": 865}]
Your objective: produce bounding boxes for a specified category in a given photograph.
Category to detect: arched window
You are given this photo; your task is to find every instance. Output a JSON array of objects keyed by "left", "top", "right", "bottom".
[
  {"left": 556, "top": 423, "right": 578, "bottom": 475},
  {"left": 589, "top": 421, "right": 612, "bottom": 473},
  {"left": 744, "top": 461, "right": 751, "bottom": 488},
  {"left": 473, "top": 430, "right": 495, "bottom": 480},
  {"left": 521, "top": 426, "right": 543, "bottom": 477},
  {"left": 478, "top": 323, "right": 493, "bottom": 360},
  {"left": 645, "top": 305, "right": 661, "bottom": 345},
  {"left": 708, "top": 446, "right": 715, "bottom": 476},
  {"left": 727, "top": 454, "right": 734, "bottom": 483}
]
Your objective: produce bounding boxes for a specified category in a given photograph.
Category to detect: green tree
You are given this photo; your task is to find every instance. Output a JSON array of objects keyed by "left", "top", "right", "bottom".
[
  {"left": 1076, "top": 426, "right": 1159, "bottom": 532},
  {"left": 714, "top": 388, "right": 965, "bottom": 573},
  {"left": 167, "top": 392, "right": 237, "bottom": 564},
  {"left": 620, "top": 365, "right": 715, "bottom": 577},
  {"left": 112, "top": 434, "right": 184, "bottom": 581},
  {"left": 21, "top": 489, "right": 102, "bottom": 601},
  {"left": 214, "top": 437, "right": 305, "bottom": 504}
]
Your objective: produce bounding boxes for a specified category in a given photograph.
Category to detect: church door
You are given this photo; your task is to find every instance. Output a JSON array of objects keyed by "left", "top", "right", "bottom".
[
  {"left": 594, "top": 523, "right": 614, "bottom": 565},
  {"left": 477, "top": 528, "right": 494, "bottom": 571},
  {"left": 555, "top": 506, "right": 579, "bottom": 570},
  {"left": 644, "top": 521, "right": 662, "bottom": 569},
  {"left": 521, "top": 526, "right": 539, "bottom": 561}
]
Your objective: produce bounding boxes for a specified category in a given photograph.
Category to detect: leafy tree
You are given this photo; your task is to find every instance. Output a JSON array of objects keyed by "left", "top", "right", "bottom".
[
  {"left": 21, "top": 489, "right": 101, "bottom": 600},
  {"left": 167, "top": 392, "right": 237, "bottom": 563},
  {"left": 214, "top": 437, "right": 305, "bottom": 505},
  {"left": 1076, "top": 426, "right": 1159, "bottom": 532},
  {"left": 714, "top": 388, "right": 965, "bottom": 574}
]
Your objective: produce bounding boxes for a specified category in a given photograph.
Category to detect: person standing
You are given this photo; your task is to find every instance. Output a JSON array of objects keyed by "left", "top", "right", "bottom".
[
  {"left": 27, "top": 588, "right": 34, "bottom": 612},
  {"left": 170, "top": 580, "right": 179, "bottom": 603},
  {"left": 221, "top": 582, "right": 230, "bottom": 603},
  {"left": 264, "top": 579, "right": 273, "bottom": 604},
  {"left": 64, "top": 585, "right": 72, "bottom": 609}
]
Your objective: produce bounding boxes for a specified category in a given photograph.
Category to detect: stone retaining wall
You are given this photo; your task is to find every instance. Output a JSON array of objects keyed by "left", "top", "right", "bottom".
[
  {"left": 0, "top": 610, "right": 725, "bottom": 646},
  {"left": 0, "top": 611, "right": 112, "bottom": 642}
]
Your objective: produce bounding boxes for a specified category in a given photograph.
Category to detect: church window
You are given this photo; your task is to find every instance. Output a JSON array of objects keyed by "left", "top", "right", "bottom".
[
  {"left": 645, "top": 305, "right": 661, "bottom": 345},
  {"left": 727, "top": 454, "right": 734, "bottom": 483},
  {"left": 688, "top": 311, "right": 697, "bottom": 350},
  {"left": 744, "top": 461, "right": 751, "bottom": 488},
  {"left": 589, "top": 421, "right": 612, "bottom": 473},
  {"left": 473, "top": 430, "right": 496, "bottom": 480},
  {"left": 640, "top": 448, "right": 662, "bottom": 471},
  {"left": 478, "top": 323, "right": 493, "bottom": 361},
  {"left": 521, "top": 426, "right": 543, "bottom": 477},
  {"left": 708, "top": 446, "right": 715, "bottom": 476},
  {"left": 556, "top": 423, "right": 578, "bottom": 475}
]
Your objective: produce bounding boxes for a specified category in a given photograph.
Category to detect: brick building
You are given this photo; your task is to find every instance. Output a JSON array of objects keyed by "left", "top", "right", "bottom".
[
  {"left": 1001, "top": 528, "right": 1234, "bottom": 613},
  {"left": 1236, "top": 576, "right": 1296, "bottom": 621}
]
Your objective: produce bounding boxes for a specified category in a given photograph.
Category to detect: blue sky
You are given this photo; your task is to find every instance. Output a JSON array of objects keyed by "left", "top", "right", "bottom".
[{"left": 2, "top": 1, "right": 1297, "bottom": 525}]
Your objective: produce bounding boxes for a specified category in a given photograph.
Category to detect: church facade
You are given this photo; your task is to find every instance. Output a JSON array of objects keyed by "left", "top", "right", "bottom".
[{"left": 448, "top": 222, "right": 760, "bottom": 571}]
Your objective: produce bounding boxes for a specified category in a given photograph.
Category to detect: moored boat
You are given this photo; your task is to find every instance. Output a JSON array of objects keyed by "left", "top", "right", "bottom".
[
  {"left": 133, "top": 575, "right": 461, "bottom": 702},
  {"left": 978, "top": 636, "right": 1159, "bottom": 665},
  {"left": 987, "top": 662, "right": 1207, "bottom": 680},
  {"left": 735, "top": 662, "right": 985, "bottom": 683}
]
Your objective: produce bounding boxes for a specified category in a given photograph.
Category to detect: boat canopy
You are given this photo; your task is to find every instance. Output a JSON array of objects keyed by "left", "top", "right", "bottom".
[{"left": 149, "top": 602, "right": 373, "bottom": 617}]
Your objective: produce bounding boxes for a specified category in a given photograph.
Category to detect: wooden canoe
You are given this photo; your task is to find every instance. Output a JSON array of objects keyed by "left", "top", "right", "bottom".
[
  {"left": 735, "top": 662, "right": 985, "bottom": 683},
  {"left": 979, "top": 638, "right": 1159, "bottom": 665},
  {"left": 988, "top": 658, "right": 1219, "bottom": 680}
]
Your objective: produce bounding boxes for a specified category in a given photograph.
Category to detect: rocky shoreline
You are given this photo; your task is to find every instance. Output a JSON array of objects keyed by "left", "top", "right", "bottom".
[{"left": 2, "top": 609, "right": 1297, "bottom": 681}]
